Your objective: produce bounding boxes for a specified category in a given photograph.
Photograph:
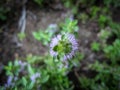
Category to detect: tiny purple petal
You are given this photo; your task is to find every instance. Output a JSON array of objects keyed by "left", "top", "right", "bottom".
[
  {"left": 18, "top": 60, "right": 28, "bottom": 72},
  {"left": 50, "top": 35, "right": 62, "bottom": 57},
  {"left": 5, "top": 76, "right": 13, "bottom": 87},
  {"left": 30, "top": 73, "right": 40, "bottom": 83}
]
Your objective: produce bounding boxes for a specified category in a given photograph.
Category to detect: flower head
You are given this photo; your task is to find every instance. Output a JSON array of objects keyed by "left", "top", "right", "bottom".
[{"left": 50, "top": 33, "right": 78, "bottom": 60}]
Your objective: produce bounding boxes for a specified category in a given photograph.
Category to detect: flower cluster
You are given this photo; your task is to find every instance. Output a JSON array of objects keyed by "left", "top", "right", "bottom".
[
  {"left": 50, "top": 33, "right": 78, "bottom": 61},
  {"left": 5, "top": 60, "right": 28, "bottom": 88}
]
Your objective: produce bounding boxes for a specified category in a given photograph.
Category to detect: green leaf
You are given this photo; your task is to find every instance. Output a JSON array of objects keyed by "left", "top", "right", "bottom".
[
  {"left": 28, "top": 65, "right": 34, "bottom": 75},
  {"left": 41, "top": 75, "right": 49, "bottom": 83},
  {"left": 33, "top": 32, "right": 41, "bottom": 40},
  {"left": 91, "top": 42, "right": 100, "bottom": 51},
  {"left": 22, "top": 77, "right": 27, "bottom": 86},
  {"left": 28, "top": 82, "right": 34, "bottom": 89},
  {"left": 17, "top": 32, "right": 26, "bottom": 41},
  {"left": 14, "top": 60, "right": 19, "bottom": 66}
]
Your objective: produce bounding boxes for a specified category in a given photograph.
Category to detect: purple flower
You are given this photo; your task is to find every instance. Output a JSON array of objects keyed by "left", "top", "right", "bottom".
[
  {"left": 18, "top": 60, "right": 28, "bottom": 72},
  {"left": 30, "top": 73, "right": 40, "bottom": 83},
  {"left": 50, "top": 33, "right": 78, "bottom": 60},
  {"left": 5, "top": 76, "right": 14, "bottom": 88},
  {"left": 6, "top": 76, "right": 13, "bottom": 86}
]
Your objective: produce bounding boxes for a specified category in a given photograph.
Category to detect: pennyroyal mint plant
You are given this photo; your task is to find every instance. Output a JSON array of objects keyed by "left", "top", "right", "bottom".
[
  {"left": 50, "top": 33, "right": 78, "bottom": 61},
  {"left": 4, "top": 60, "right": 41, "bottom": 90}
]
